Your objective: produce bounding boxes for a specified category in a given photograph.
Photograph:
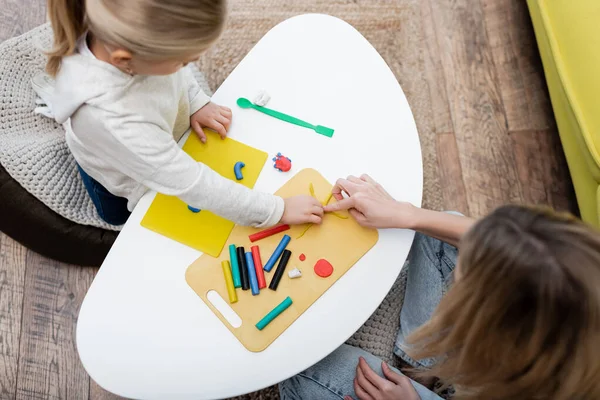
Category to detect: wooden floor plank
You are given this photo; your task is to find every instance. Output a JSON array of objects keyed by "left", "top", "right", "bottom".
[
  {"left": 419, "top": 0, "right": 453, "bottom": 134},
  {"left": 428, "top": 0, "right": 523, "bottom": 217},
  {"left": 538, "top": 130, "right": 578, "bottom": 213},
  {"left": 510, "top": 130, "right": 552, "bottom": 206},
  {"left": 0, "top": 235, "right": 27, "bottom": 398},
  {"left": 480, "top": 0, "right": 555, "bottom": 131},
  {"left": 436, "top": 133, "right": 470, "bottom": 214},
  {"left": 510, "top": 129, "right": 577, "bottom": 213},
  {"left": 15, "top": 254, "right": 94, "bottom": 400}
]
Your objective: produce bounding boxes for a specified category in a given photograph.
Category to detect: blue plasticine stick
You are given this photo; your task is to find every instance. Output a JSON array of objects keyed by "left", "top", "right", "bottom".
[
  {"left": 263, "top": 234, "right": 291, "bottom": 272},
  {"left": 245, "top": 252, "right": 260, "bottom": 295},
  {"left": 229, "top": 244, "right": 241, "bottom": 288},
  {"left": 256, "top": 296, "right": 293, "bottom": 330}
]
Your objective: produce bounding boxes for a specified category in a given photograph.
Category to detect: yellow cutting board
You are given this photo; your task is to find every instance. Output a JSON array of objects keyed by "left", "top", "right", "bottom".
[
  {"left": 140, "top": 130, "right": 268, "bottom": 257},
  {"left": 185, "top": 169, "right": 379, "bottom": 352}
]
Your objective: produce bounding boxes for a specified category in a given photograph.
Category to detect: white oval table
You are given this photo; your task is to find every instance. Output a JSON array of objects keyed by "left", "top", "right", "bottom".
[{"left": 76, "top": 14, "right": 422, "bottom": 400}]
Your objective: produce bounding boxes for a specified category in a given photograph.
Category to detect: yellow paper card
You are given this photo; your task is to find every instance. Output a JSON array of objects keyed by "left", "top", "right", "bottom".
[{"left": 140, "top": 130, "right": 268, "bottom": 257}]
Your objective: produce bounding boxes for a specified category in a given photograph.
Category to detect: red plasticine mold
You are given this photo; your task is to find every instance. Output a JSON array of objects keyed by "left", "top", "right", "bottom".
[
  {"left": 314, "top": 259, "right": 333, "bottom": 278},
  {"left": 299, "top": 254, "right": 306, "bottom": 261},
  {"left": 273, "top": 153, "right": 292, "bottom": 172}
]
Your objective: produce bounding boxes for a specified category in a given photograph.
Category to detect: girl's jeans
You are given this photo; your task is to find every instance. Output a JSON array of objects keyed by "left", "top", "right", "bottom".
[{"left": 77, "top": 165, "right": 130, "bottom": 225}]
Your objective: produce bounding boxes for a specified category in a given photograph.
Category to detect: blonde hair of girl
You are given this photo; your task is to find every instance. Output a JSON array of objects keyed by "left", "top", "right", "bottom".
[
  {"left": 407, "top": 205, "right": 600, "bottom": 400},
  {"left": 46, "top": 0, "right": 226, "bottom": 76}
]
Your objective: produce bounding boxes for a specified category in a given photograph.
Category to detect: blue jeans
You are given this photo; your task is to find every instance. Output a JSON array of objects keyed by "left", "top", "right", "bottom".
[
  {"left": 279, "top": 232, "right": 458, "bottom": 400},
  {"left": 77, "top": 165, "right": 130, "bottom": 225}
]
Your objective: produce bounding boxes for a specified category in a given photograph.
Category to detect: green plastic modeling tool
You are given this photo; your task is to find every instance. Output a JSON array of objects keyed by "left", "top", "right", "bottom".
[{"left": 236, "top": 97, "right": 334, "bottom": 138}]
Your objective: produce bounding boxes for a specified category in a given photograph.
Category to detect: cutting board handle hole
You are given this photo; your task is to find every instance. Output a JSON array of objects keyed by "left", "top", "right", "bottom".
[{"left": 207, "top": 290, "right": 242, "bottom": 328}]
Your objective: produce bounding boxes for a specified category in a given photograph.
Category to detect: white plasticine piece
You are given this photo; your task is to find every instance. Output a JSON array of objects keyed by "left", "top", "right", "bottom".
[
  {"left": 253, "top": 90, "right": 271, "bottom": 107},
  {"left": 288, "top": 268, "right": 302, "bottom": 279}
]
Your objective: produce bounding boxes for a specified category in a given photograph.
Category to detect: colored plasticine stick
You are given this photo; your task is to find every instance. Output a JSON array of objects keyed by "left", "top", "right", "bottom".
[
  {"left": 263, "top": 234, "right": 291, "bottom": 272},
  {"left": 249, "top": 224, "right": 290, "bottom": 242},
  {"left": 237, "top": 246, "right": 249, "bottom": 290},
  {"left": 251, "top": 246, "right": 267, "bottom": 289},
  {"left": 245, "top": 252, "right": 260, "bottom": 295},
  {"left": 221, "top": 260, "right": 238, "bottom": 304},
  {"left": 269, "top": 249, "right": 291, "bottom": 290},
  {"left": 256, "top": 296, "right": 293, "bottom": 330},
  {"left": 229, "top": 244, "right": 241, "bottom": 288}
]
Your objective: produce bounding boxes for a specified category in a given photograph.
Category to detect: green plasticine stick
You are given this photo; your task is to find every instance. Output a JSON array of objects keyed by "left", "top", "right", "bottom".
[
  {"left": 255, "top": 296, "right": 293, "bottom": 330},
  {"left": 237, "top": 97, "right": 334, "bottom": 138},
  {"left": 229, "top": 244, "right": 242, "bottom": 288}
]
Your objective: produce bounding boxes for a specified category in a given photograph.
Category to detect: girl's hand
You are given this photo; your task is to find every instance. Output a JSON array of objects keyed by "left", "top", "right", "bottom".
[
  {"left": 324, "top": 174, "right": 418, "bottom": 229},
  {"left": 191, "top": 102, "right": 232, "bottom": 142},
  {"left": 345, "top": 357, "right": 420, "bottom": 400},
  {"left": 280, "top": 195, "right": 324, "bottom": 225}
]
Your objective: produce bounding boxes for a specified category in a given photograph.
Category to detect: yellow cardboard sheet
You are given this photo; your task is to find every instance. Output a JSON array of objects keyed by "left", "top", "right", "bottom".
[
  {"left": 185, "top": 169, "right": 379, "bottom": 352},
  {"left": 141, "top": 130, "right": 268, "bottom": 257}
]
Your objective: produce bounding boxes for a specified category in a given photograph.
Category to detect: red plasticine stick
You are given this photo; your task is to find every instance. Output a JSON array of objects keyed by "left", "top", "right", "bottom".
[
  {"left": 248, "top": 224, "right": 290, "bottom": 242},
  {"left": 251, "top": 246, "right": 267, "bottom": 289}
]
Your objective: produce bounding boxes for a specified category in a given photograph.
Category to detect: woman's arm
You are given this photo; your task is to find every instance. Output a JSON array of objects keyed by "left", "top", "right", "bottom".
[
  {"left": 404, "top": 207, "right": 474, "bottom": 247},
  {"left": 323, "top": 175, "right": 475, "bottom": 247}
]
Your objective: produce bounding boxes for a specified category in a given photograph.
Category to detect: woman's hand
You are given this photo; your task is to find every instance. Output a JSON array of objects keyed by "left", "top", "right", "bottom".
[
  {"left": 324, "top": 174, "right": 418, "bottom": 229},
  {"left": 190, "top": 102, "right": 232, "bottom": 142},
  {"left": 345, "top": 357, "right": 420, "bottom": 400},
  {"left": 280, "top": 195, "right": 324, "bottom": 225}
]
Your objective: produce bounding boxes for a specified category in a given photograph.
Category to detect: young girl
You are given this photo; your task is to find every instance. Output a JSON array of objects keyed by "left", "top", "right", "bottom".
[
  {"left": 41, "top": 0, "right": 323, "bottom": 226},
  {"left": 280, "top": 175, "right": 600, "bottom": 400}
]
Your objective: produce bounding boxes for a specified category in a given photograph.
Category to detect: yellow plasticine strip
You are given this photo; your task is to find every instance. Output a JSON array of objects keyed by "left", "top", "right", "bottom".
[
  {"left": 331, "top": 212, "right": 349, "bottom": 219},
  {"left": 296, "top": 224, "right": 313, "bottom": 239},
  {"left": 309, "top": 183, "right": 316, "bottom": 198}
]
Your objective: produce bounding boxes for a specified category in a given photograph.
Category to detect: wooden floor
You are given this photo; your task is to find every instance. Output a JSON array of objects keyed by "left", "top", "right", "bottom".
[{"left": 0, "top": 0, "right": 576, "bottom": 399}]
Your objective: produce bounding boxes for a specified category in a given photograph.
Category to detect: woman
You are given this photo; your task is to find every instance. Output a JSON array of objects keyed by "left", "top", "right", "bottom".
[{"left": 279, "top": 175, "right": 600, "bottom": 400}]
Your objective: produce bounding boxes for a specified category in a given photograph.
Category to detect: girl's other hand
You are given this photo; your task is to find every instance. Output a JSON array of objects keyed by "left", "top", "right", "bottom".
[
  {"left": 324, "top": 174, "right": 418, "bottom": 229},
  {"left": 281, "top": 195, "right": 324, "bottom": 225},
  {"left": 191, "top": 102, "right": 232, "bottom": 142}
]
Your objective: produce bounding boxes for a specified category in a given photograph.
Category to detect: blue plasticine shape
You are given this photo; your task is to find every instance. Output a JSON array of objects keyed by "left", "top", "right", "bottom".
[
  {"left": 245, "top": 252, "right": 260, "bottom": 295},
  {"left": 188, "top": 205, "right": 201, "bottom": 213},
  {"left": 234, "top": 161, "right": 245, "bottom": 180},
  {"left": 263, "top": 234, "right": 291, "bottom": 272}
]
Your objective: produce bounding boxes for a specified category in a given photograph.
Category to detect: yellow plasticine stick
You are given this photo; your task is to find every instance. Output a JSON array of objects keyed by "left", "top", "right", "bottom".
[{"left": 221, "top": 260, "right": 238, "bottom": 304}]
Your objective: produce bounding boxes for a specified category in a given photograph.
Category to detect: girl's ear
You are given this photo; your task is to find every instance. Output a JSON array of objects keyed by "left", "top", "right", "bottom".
[{"left": 109, "top": 49, "right": 133, "bottom": 71}]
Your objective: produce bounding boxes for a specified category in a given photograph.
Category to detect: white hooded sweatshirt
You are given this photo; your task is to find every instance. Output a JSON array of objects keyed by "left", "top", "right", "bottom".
[{"left": 49, "top": 36, "right": 284, "bottom": 228}]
